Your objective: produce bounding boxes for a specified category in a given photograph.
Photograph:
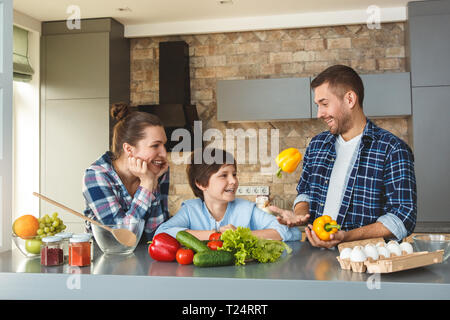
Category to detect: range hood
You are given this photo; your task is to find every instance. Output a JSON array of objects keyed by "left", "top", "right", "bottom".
[{"left": 137, "top": 41, "right": 199, "bottom": 151}]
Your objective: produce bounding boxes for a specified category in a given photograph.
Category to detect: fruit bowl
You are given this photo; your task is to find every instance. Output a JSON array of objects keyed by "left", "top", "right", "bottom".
[
  {"left": 91, "top": 218, "right": 144, "bottom": 255},
  {"left": 12, "top": 233, "right": 42, "bottom": 258}
]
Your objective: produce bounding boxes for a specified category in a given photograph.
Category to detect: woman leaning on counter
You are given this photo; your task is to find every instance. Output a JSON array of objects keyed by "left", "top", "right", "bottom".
[{"left": 82, "top": 103, "right": 170, "bottom": 242}]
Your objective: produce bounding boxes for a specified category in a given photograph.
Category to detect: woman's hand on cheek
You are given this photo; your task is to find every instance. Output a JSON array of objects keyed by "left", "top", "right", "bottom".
[
  {"left": 128, "top": 156, "right": 147, "bottom": 177},
  {"left": 128, "top": 156, "right": 156, "bottom": 191}
]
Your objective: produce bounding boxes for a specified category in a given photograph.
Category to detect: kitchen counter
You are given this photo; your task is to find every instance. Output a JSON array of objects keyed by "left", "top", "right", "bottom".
[{"left": 1, "top": 241, "right": 449, "bottom": 300}]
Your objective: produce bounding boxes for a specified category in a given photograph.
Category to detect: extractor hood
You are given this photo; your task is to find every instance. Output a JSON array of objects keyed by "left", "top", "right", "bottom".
[{"left": 137, "top": 41, "right": 199, "bottom": 152}]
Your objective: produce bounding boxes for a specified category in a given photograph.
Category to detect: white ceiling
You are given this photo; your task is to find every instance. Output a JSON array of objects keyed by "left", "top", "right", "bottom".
[{"left": 13, "top": 0, "right": 411, "bottom": 37}]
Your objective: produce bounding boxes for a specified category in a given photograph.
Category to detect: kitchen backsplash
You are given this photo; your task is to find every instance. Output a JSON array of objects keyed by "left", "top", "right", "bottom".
[{"left": 129, "top": 22, "right": 410, "bottom": 215}]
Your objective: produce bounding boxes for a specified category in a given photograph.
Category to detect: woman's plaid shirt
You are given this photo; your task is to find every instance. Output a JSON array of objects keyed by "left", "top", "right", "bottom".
[{"left": 82, "top": 152, "right": 170, "bottom": 241}]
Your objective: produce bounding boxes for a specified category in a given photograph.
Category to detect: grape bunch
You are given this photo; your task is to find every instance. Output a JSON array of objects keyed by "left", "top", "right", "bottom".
[{"left": 35, "top": 212, "right": 67, "bottom": 239}]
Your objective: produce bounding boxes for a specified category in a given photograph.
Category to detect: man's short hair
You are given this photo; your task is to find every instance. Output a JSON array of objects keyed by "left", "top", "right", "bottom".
[{"left": 311, "top": 65, "right": 364, "bottom": 109}]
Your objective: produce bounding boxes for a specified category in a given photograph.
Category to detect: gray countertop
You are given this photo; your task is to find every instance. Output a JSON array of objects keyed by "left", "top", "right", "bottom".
[{"left": 1, "top": 241, "right": 449, "bottom": 300}]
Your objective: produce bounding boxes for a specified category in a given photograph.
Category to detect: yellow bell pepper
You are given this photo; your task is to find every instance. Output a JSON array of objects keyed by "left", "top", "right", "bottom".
[
  {"left": 275, "top": 148, "right": 302, "bottom": 178},
  {"left": 312, "top": 215, "right": 341, "bottom": 241}
]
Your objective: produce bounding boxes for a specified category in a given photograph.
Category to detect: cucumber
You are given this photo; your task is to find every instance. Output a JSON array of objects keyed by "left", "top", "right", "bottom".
[
  {"left": 193, "top": 250, "right": 235, "bottom": 267},
  {"left": 176, "top": 230, "right": 209, "bottom": 253}
]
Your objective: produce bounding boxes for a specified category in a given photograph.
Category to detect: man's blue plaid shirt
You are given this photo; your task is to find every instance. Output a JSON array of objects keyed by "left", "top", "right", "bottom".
[{"left": 294, "top": 119, "right": 417, "bottom": 240}]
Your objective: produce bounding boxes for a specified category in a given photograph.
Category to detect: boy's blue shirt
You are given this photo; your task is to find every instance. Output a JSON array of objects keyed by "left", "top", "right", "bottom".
[{"left": 155, "top": 198, "right": 301, "bottom": 241}]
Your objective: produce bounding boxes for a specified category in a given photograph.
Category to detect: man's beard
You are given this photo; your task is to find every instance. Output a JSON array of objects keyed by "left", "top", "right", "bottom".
[{"left": 330, "top": 108, "right": 352, "bottom": 136}]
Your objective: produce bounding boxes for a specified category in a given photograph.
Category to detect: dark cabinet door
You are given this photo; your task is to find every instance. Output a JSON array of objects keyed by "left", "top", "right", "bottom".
[
  {"left": 408, "top": 1, "right": 450, "bottom": 87},
  {"left": 361, "top": 72, "right": 411, "bottom": 117},
  {"left": 412, "top": 86, "right": 450, "bottom": 222},
  {"left": 217, "top": 77, "right": 311, "bottom": 121}
]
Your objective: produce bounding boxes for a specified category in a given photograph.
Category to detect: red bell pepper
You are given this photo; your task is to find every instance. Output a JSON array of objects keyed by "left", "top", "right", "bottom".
[{"left": 148, "top": 233, "right": 181, "bottom": 262}]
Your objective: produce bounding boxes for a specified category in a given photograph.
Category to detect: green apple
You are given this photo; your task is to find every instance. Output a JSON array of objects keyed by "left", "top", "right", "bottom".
[{"left": 25, "top": 239, "right": 42, "bottom": 254}]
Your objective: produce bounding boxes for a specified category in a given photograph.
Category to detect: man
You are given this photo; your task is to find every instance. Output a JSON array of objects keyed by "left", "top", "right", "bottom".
[{"left": 270, "top": 65, "right": 417, "bottom": 248}]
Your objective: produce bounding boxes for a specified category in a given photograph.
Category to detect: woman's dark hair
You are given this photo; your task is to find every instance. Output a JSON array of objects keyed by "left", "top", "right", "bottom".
[
  {"left": 110, "top": 102, "right": 164, "bottom": 159},
  {"left": 187, "top": 148, "right": 236, "bottom": 201},
  {"left": 311, "top": 64, "right": 364, "bottom": 109}
]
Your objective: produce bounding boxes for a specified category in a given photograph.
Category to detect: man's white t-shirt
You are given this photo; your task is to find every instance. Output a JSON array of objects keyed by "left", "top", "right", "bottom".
[{"left": 322, "top": 133, "right": 362, "bottom": 221}]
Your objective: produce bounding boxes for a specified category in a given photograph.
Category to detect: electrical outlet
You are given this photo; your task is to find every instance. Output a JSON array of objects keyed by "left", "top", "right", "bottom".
[{"left": 237, "top": 186, "right": 269, "bottom": 196}]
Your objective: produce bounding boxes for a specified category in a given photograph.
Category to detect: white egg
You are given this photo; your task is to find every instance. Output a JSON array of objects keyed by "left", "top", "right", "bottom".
[
  {"left": 377, "top": 246, "right": 391, "bottom": 258},
  {"left": 387, "top": 240, "right": 399, "bottom": 246},
  {"left": 386, "top": 242, "right": 402, "bottom": 256},
  {"left": 350, "top": 246, "right": 367, "bottom": 262},
  {"left": 399, "top": 242, "right": 414, "bottom": 254},
  {"left": 363, "top": 244, "right": 379, "bottom": 261},
  {"left": 339, "top": 247, "right": 352, "bottom": 260},
  {"left": 376, "top": 241, "right": 386, "bottom": 247}
]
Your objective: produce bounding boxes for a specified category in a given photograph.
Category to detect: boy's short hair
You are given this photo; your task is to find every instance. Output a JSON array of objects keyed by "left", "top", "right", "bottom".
[
  {"left": 311, "top": 64, "right": 365, "bottom": 109},
  {"left": 187, "top": 148, "right": 237, "bottom": 201}
]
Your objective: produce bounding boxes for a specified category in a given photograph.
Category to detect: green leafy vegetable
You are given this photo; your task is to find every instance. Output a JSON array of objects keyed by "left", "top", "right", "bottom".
[
  {"left": 218, "top": 227, "right": 292, "bottom": 265},
  {"left": 251, "top": 239, "right": 292, "bottom": 263}
]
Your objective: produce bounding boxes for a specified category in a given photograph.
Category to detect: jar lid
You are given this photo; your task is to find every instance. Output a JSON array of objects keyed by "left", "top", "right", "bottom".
[
  {"left": 42, "top": 236, "right": 63, "bottom": 243},
  {"left": 55, "top": 232, "right": 73, "bottom": 239},
  {"left": 70, "top": 235, "right": 91, "bottom": 243},
  {"left": 72, "top": 233, "right": 93, "bottom": 239}
]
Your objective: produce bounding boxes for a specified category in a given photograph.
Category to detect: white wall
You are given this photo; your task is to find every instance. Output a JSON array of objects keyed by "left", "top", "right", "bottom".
[{"left": 12, "top": 11, "right": 41, "bottom": 222}]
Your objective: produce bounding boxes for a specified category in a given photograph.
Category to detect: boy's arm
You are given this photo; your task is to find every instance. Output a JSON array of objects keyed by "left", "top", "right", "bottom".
[{"left": 185, "top": 229, "right": 217, "bottom": 241}]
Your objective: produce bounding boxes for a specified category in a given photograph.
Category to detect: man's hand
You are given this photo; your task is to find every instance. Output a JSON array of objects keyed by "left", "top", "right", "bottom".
[
  {"left": 305, "top": 224, "right": 345, "bottom": 249},
  {"left": 269, "top": 205, "right": 310, "bottom": 227}
]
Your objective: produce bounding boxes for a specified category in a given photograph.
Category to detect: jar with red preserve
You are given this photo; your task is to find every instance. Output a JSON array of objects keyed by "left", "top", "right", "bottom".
[
  {"left": 72, "top": 233, "right": 94, "bottom": 261},
  {"left": 41, "top": 236, "right": 64, "bottom": 266},
  {"left": 69, "top": 235, "right": 91, "bottom": 267}
]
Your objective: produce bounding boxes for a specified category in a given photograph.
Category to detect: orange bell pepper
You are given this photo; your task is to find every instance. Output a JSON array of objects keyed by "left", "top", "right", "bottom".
[
  {"left": 312, "top": 215, "right": 341, "bottom": 241},
  {"left": 275, "top": 148, "right": 302, "bottom": 178}
]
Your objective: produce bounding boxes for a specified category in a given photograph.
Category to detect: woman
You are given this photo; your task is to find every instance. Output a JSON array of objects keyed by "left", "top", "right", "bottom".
[{"left": 82, "top": 103, "right": 170, "bottom": 241}]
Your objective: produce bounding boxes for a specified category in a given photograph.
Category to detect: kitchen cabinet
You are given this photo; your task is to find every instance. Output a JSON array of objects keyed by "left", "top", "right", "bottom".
[
  {"left": 360, "top": 72, "right": 411, "bottom": 117},
  {"left": 411, "top": 86, "right": 450, "bottom": 223},
  {"left": 40, "top": 18, "right": 129, "bottom": 232},
  {"left": 218, "top": 73, "right": 411, "bottom": 122},
  {"left": 407, "top": 0, "right": 450, "bottom": 87},
  {"left": 44, "top": 32, "right": 109, "bottom": 99},
  {"left": 407, "top": 0, "right": 450, "bottom": 230},
  {"left": 311, "top": 72, "right": 412, "bottom": 118},
  {"left": 217, "top": 77, "right": 311, "bottom": 121}
]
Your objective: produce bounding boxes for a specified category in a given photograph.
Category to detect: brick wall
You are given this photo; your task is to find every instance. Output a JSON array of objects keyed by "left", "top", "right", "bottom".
[{"left": 130, "top": 22, "right": 410, "bottom": 214}]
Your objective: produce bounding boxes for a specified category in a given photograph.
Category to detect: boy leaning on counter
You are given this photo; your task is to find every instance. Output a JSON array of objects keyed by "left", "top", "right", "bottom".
[{"left": 154, "top": 148, "right": 301, "bottom": 242}]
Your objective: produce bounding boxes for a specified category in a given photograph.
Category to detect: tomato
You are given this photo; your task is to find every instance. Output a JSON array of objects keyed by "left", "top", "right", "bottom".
[
  {"left": 207, "top": 240, "right": 223, "bottom": 251},
  {"left": 209, "top": 232, "right": 222, "bottom": 241},
  {"left": 175, "top": 248, "right": 194, "bottom": 265}
]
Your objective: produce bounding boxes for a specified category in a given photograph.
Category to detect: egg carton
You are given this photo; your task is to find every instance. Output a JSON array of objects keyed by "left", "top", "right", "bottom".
[
  {"left": 337, "top": 237, "right": 385, "bottom": 252},
  {"left": 336, "top": 237, "right": 444, "bottom": 273}
]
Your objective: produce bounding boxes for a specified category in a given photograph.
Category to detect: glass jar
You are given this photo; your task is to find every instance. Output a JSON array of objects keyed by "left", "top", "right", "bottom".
[
  {"left": 256, "top": 196, "right": 269, "bottom": 209},
  {"left": 41, "top": 236, "right": 64, "bottom": 266},
  {"left": 69, "top": 235, "right": 91, "bottom": 267},
  {"left": 72, "top": 233, "right": 94, "bottom": 261},
  {"left": 55, "top": 232, "right": 73, "bottom": 262}
]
